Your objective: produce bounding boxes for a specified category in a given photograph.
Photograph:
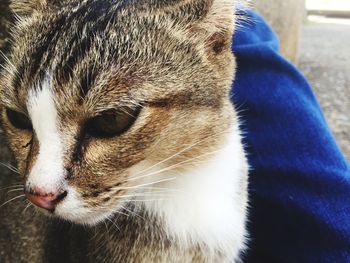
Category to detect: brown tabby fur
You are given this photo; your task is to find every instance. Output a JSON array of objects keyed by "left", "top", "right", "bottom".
[{"left": 0, "top": 0, "right": 247, "bottom": 262}]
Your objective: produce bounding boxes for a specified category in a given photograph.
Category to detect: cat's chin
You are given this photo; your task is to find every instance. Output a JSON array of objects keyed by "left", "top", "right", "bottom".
[
  {"left": 54, "top": 208, "right": 112, "bottom": 226},
  {"left": 56, "top": 211, "right": 112, "bottom": 226}
]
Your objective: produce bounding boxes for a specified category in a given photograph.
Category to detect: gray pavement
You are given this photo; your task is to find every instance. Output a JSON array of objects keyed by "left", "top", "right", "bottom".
[{"left": 299, "top": 16, "right": 350, "bottom": 159}]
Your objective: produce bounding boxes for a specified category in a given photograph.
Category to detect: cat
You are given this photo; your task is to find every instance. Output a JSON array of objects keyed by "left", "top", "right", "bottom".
[{"left": 0, "top": 0, "right": 248, "bottom": 262}]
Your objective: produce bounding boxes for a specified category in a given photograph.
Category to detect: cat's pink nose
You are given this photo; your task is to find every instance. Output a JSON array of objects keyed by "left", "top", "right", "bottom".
[{"left": 25, "top": 189, "right": 67, "bottom": 211}]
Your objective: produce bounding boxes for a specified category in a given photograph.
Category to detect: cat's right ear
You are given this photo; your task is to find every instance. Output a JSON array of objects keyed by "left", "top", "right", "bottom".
[{"left": 10, "top": 0, "right": 47, "bottom": 17}]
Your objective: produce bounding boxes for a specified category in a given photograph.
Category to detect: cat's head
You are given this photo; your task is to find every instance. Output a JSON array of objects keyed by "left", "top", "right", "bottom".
[{"left": 0, "top": 0, "right": 237, "bottom": 225}]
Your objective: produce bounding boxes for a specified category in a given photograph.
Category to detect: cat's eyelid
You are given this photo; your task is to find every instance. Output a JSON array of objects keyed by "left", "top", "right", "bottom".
[
  {"left": 3, "top": 106, "right": 29, "bottom": 117},
  {"left": 89, "top": 104, "right": 142, "bottom": 118},
  {"left": 0, "top": 99, "right": 24, "bottom": 112}
]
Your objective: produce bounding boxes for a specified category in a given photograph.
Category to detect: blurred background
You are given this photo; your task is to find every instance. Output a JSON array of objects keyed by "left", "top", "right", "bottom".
[
  {"left": 255, "top": 0, "right": 350, "bottom": 158},
  {"left": 0, "top": 0, "right": 349, "bottom": 261}
]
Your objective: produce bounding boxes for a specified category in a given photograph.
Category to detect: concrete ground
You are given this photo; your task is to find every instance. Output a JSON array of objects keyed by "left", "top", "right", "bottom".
[{"left": 298, "top": 16, "right": 350, "bottom": 159}]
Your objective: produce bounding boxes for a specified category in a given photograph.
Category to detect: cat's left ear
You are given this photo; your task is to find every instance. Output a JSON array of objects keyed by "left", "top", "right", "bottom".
[
  {"left": 180, "top": 0, "right": 236, "bottom": 54},
  {"left": 10, "top": 0, "right": 47, "bottom": 17}
]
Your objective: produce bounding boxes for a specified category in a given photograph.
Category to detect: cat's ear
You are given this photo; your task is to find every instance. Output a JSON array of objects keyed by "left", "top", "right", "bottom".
[
  {"left": 176, "top": 0, "right": 236, "bottom": 54},
  {"left": 10, "top": 0, "right": 47, "bottom": 17}
]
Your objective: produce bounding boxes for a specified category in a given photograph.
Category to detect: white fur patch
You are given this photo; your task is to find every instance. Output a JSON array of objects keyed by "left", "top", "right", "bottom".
[
  {"left": 142, "top": 127, "right": 248, "bottom": 257},
  {"left": 26, "top": 79, "right": 65, "bottom": 193},
  {"left": 54, "top": 186, "right": 110, "bottom": 225}
]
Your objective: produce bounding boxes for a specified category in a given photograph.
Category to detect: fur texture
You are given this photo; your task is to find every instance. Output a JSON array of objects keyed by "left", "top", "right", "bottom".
[{"left": 0, "top": 0, "right": 248, "bottom": 261}]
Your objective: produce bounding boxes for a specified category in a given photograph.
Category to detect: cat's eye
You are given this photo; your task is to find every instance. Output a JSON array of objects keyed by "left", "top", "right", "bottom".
[
  {"left": 85, "top": 107, "right": 141, "bottom": 138},
  {"left": 6, "top": 108, "right": 32, "bottom": 131}
]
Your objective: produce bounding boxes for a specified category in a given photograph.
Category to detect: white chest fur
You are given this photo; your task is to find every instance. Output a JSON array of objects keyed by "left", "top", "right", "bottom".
[{"left": 142, "top": 127, "right": 248, "bottom": 259}]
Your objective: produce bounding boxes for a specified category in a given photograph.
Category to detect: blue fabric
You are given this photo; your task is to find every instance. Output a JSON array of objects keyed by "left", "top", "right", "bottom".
[{"left": 231, "top": 10, "right": 350, "bottom": 263}]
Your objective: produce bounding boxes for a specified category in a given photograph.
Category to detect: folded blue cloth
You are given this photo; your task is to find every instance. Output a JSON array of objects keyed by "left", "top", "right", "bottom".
[{"left": 231, "top": 10, "right": 350, "bottom": 263}]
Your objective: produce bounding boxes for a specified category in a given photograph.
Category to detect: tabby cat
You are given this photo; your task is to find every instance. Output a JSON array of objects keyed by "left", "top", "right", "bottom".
[{"left": 0, "top": 0, "right": 248, "bottom": 262}]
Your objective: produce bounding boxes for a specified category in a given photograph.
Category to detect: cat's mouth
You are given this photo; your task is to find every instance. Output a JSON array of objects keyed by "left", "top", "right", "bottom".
[{"left": 25, "top": 186, "right": 116, "bottom": 225}]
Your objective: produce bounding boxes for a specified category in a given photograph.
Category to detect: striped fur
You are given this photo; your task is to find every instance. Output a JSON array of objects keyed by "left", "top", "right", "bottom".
[{"left": 0, "top": 0, "right": 248, "bottom": 262}]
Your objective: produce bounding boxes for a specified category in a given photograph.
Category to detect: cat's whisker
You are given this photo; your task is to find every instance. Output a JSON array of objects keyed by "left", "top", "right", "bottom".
[
  {"left": 109, "top": 185, "right": 180, "bottom": 193},
  {"left": 117, "top": 193, "right": 176, "bottom": 199},
  {"left": 129, "top": 186, "right": 179, "bottom": 191},
  {"left": 128, "top": 148, "right": 223, "bottom": 182},
  {"left": 22, "top": 202, "right": 33, "bottom": 215},
  {"left": 0, "top": 184, "right": 24, "bottom": 191},
  {"left": 6, "top": 188, "right": 24, "bottom": 194},
  {"left": 103, "top": 220, "right": 111, "bottom": 241},
  {"left": 131, "top": 128, "right": 231, "bottom": 178},
  {"left": 8, "top": 163, "right": 19, "bottom": 170},
  {"left": 0, "top": 63, "right": 14, "bottom": 76},
  {"left": 120, "top": 205, "right": 144, "bottom": 220},
  {"left": 0, "top": 162, "right": 20, "bottom": 174},
  {"left": 92, "top": 222, "right": 110, "bottom": 254},
  {"left": 115, "top": 210, "right": 129, "bottom": 218},
  {"left": 100, "top": 206, "right": 130, "bottom": 218},
  {"left": 106, "top": 218, "right": 121, "bottom": 232},
  {"left": 131, "top": 189, "right": 178, "bottom": 195},
  {"left": 0, "top": 194, "right": 26, "bottom": 209},
  {"left": 89, "top": 226, "right": 100, "bottom": 242},
  {"left": 113, "top": 177, "right": 176, "bottom": 191},
  {"left": 122, "top": 198, "right": 172, "bottom": 202}
]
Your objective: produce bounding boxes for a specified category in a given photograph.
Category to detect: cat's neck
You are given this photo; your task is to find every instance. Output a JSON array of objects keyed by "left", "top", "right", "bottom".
[{"left": 140, "top": 126, "right": 248, "bottom": 257}]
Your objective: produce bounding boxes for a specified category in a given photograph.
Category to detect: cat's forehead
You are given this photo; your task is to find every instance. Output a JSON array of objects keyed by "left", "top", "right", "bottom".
[
  {"left": 12, "top": 9, "right": 141, "bottom": 94},
  {"left": 3, "top": 10, "right": 170, "bottom": 111},
  {"left": 1, "top": 0, "right": 227, "bottom": 112}
]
